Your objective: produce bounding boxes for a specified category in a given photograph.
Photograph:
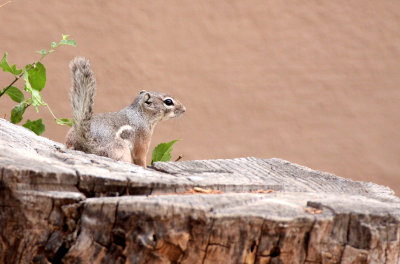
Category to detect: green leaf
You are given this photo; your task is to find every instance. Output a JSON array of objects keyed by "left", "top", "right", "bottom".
[
  {"left": 59, "top": 39, "right": 77, "bottom": 47},
  {"left": 36, "top": 49, "right": 47, "bottom": 55},
  {"left": 151, "top": 139, "right": 179, "bottom": 165},
  {"left": 27, "top": 62, "right": 46, "bottom": 91},
  {"left": 5, "top": 86, "right": 25, "bottom": 103},
  {"left": 23, "top": 70, "right": 32, "bottom": 91},
  {"left": 30, "top": 89, "right": 44, "bottom": 112},
  {"left": 51, "top": 42, "right": 57, "bottom": 48},
  {"left": 0, "top": 53, "right": 11, "bottom": 72},
  {"left": 56, "top": 118, "right": 73, "bottom": 127},
  {"left": 62, "top": 34, "right": 70, "bottom": 40},
  {"left": 23, "top": 118, "right": 45, "bottom": 135},
  {"left": 24, "top": 71, "right": 44, "bottom": 111},
  {"left": 0, "top": 52, "right": 22, "bottom": 75},
  {"left": 10, "top": 102, "right": 26, "bottom": 124}
]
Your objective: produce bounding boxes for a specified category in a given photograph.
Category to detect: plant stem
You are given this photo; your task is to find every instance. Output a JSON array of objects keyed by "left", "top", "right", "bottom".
[
  {"left": 0, "top": 76, "right": 19, "bottom": 97},
  {"left": 44, "top": 103, "right": 58, "bottom": 120},
  {"left": 0, "top": 1, "right": 11, "bottom": 8}
]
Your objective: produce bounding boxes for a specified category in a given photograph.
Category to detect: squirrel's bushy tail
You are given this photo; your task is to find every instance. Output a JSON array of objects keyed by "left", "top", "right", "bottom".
[{"left": 69, "top": 57, "right": 96, "bottom": 148}]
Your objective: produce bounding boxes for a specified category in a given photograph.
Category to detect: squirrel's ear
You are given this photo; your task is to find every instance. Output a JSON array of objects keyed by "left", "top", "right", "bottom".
[
  {"left": 140, "top": 92, "right": 151, "bottom": 104},
  {"left": 139, "top": 90, "right": 147, "bottom": 95}
]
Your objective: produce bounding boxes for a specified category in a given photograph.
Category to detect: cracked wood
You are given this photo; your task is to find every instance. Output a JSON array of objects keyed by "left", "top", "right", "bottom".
[{"left": 1, "top": 118, "right": 400, "bottom": 263}]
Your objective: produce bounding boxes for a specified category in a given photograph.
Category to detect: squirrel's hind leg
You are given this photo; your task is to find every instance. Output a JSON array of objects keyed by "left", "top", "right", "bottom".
[
  {"left": 106, "top": 140, "right": 132, "bottom": 163},
  {"left": 65, "top": 127, "right": 86, "bottom": 151}
]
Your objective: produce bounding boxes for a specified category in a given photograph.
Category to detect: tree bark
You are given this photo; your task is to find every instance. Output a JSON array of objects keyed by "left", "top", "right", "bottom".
[{"left": 0, "top": 118, "right": 399, "bottom": 264}]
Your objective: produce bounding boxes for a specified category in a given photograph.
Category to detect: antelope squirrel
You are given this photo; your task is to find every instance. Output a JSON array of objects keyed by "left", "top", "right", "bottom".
[{"left": 65, "top": 57, "right": 186, "bottom": 166}]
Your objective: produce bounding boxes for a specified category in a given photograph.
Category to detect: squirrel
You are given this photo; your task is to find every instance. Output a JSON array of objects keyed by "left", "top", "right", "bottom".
[{"left": 65, "top": 57, "right": 186, "bottom": 167}]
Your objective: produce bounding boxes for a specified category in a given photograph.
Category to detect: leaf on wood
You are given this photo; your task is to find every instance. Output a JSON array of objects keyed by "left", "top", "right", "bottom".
[
  {"left": 251, "top": 189, "right": 275, "bottom": 194},
  {"left": 151, "top": 139, "right": 179, "bottom": 165},
  {"left": 304, "top": 207, "right": 323, "bottom": 215}
]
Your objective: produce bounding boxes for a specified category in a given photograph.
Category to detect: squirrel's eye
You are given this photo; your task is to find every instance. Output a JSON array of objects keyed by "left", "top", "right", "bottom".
[{"left": 164, "top": 99, "right": 174, "bottom": 106}]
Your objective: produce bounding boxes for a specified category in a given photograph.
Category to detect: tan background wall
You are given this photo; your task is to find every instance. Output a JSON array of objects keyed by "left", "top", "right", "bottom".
[{"left": 1, "top": 1, "right": 399, "bottom": 194}]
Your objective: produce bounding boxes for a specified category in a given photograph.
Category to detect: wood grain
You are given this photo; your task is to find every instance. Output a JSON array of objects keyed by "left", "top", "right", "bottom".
[{"left": 0, "top": 119, "right": 399, "bottom": 263}]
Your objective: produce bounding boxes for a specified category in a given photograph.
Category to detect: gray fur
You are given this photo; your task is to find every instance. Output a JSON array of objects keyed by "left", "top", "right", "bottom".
[
  {"left": 66, "top": 57, "right": 186, "bottom": 166},
  {"left": 69, "top": 57, "right": 96, "bottom": 151}
]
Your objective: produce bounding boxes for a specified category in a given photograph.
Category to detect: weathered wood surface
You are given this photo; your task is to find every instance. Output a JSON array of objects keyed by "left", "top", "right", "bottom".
[{"left": 0, "top": 118, "right": 399, "bottom": 264}]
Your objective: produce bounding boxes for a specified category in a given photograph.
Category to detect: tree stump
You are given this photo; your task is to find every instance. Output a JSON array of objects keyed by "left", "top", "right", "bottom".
[{"left": 0, "top": 118, "right": 399, "bottom": 264}]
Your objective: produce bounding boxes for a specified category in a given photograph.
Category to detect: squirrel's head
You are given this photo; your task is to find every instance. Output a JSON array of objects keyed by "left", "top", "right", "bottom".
[{"left": 137, "top": 90, "right": 186, "bottom": 124}]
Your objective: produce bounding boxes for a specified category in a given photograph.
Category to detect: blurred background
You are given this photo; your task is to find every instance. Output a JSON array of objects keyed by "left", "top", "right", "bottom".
[{"left": 1, "top": 1, "right": 399, "bottom": 194}]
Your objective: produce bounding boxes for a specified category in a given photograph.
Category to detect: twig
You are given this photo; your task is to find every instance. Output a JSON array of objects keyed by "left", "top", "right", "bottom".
[
  {"left": 0, "top": 76, "right": 18, "bottom": 97},
  {"left": 0, "top": 62, "right": 36, "bottom": 97},
  {"left": 0, "top": 1, "right": 11, "bottom": 8},
  {"left": 175, "top": 154, "right": 183, "bottom": 162}
]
